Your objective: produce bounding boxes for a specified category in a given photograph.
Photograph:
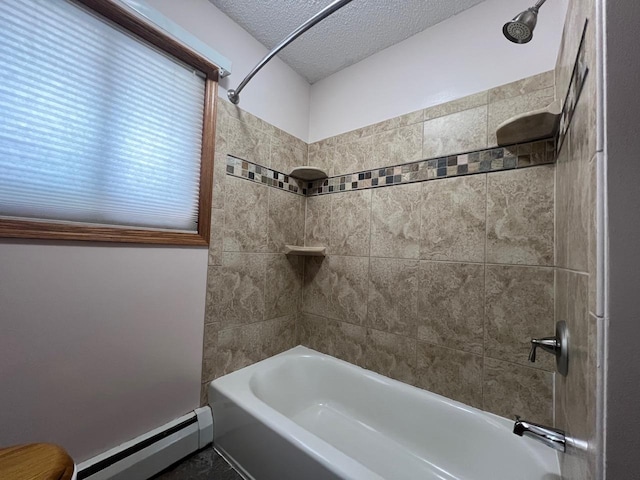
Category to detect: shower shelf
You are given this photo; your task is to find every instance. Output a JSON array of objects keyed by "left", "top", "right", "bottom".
[
  {"left": 289, "top": 166, "right": 328, "bottom": 182},
  {"left": 283, "top": 245, "right": 327, "bottom": 256},
  {"left": 496, "top": 100, "right": 561, "bottom": 146}
]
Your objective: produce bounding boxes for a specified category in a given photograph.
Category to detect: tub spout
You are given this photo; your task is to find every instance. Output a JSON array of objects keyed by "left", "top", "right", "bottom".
[{"left": 513, "top": 416, "right": 566, "bottom": 452}]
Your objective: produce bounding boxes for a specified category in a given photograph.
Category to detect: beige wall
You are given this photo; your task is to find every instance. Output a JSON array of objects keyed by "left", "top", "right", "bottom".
[
  {"left": 553, "top": 0, "right": 601, "bottom": 478},
  {"left": 298, "top": 76, "right": 558, "bottom": 423},
  {"left": 0, "top": 242, "right": 207, "bottom": 463}
]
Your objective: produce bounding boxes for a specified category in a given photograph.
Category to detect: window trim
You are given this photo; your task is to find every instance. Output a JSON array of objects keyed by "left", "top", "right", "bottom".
[{"left": 0, "top": 0, "right": 218, "bottom": 246}]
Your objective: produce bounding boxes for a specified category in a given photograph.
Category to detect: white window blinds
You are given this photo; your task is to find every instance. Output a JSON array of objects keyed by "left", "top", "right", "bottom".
[{"left": 0, "top": 0, "right": 206, "bottom": 231}]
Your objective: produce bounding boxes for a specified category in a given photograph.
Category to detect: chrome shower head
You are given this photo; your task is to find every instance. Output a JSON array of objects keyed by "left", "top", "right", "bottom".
[{"left": 503, "top": 1, "right": 547, "bottom": 44}]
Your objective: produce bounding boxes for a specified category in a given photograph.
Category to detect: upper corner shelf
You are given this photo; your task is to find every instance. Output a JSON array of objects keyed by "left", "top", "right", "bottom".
[
  {"left": 283, "top": 245, "right": 326, "bottom": 256},
  {"left": 496, "top": 100, "right": 562, "bottom": 146},
  {"left": 289, "top": 166, "right": 328, "bottom": 182}
]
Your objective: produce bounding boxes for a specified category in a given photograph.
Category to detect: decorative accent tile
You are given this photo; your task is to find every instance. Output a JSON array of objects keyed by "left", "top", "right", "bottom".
[
  {"left": 225, "top": 155, "right": 304, "bottom": 195},
  {"left": 305, "top": 139, "right": 554, "bottom": 197},
  {"left": 227, "top": 136, "right": 554, "bottom": 202}
]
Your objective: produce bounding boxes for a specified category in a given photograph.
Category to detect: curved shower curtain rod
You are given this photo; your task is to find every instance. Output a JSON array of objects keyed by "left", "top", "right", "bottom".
[{"left": 227, "top": 0, "right": 355, "bottom": 105}]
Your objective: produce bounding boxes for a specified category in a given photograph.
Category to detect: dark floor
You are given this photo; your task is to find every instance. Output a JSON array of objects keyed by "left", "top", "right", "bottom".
[{"left": 152, "top": 446, "right": 244, "bottom": 480}]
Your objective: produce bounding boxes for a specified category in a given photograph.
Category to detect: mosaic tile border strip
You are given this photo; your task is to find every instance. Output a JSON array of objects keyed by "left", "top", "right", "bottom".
[
  {"left": 304, "top": 138, "right": 555, "bottom": 196},
  {"left": 226, "top": 138, "right": 555, "bottom": 197},
  {"left": 225, "top": 155, "right": 304, "bottom": 196},
  {"left": 557, "top": 19, "right": 590, "bottom": 153}
]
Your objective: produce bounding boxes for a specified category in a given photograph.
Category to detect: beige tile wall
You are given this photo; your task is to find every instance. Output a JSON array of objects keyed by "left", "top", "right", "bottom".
[
  {"left": 554, "top": 0, "right": 600, "bottom": 478},
  {"left": 200, "top": 100, "right": 308, "bottom": 403},
  {"left": 300, "top": 164, "right": 556, "bottom": 424},
  {"left": 203, "top": 70, "right": 563, "bottom": 429},
  {"left": 300, "top": 72, "right": 558, "bottom": 424}
]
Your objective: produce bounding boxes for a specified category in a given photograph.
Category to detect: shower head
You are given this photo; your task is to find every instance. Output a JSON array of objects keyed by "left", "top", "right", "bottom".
[{"left": 503, "top": 0, "right": 547, "bottom": 44}]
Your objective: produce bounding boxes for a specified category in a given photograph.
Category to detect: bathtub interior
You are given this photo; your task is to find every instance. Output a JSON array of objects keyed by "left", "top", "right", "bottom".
[{"left": 215, "top": 347, "right": 560, "bottom": 480}]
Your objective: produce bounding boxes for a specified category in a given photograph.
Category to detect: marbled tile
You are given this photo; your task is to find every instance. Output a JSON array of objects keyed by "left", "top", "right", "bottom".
[
  {"left": 265, "top": 254, "right": 302, "bottom": 320},
  {"left": 308, "top": 147, "right": 335, "bottom": 177},
  {"left": 334, "top": 136, "right": 373, "bottom": 175},
  {"left": 488, "top": 71, "right": 555, "bottom": 103},
  {"left": 310, "top": 136, "right": 338, "bottom": 152},
  {"left": 331, "top": 256, "right": 369, "bottom": 324},
  {"left": 487, "top": 87, "right": 555, "bottom": 147},
  {"left": 370, "top": 110, "right": 424, "bottom": 135},
  {"left": 557, "top": 89, "right": 592, "bottom": 272},
  {"left": 415, "top": 343, "right": 483, "bottom": 409},
  {"left": 302, "top": 257, "right": 334, "bottom": 319},
  {"left": 486, "top": 166, "right": 554, "bottom": 266},
  {"left": 216, "top": 321, "right": 264, "bottom": 377},
  {"left": 423, "top": 91, "right": 488, "bottom": 121},
  {"left": 207, "top": 253, "right": 266, "bottom": 329},
  {"left": 370, "top": 183, "right": 421, "bottom": 258},
  {"left": 371, "top": 123, "right": 423, "bottom": 168},
  {"left": 215, "top": 104, "right": 230, "bottom": 156},
  {"left": 212, "top": 153, "right": 227, "bottom": 209},
  {"left": 224, "top": 176, "right": 268, "bottom": 252},
  {"left": 330, "top": 189, "right": 371, "bottom": 256},
  {"left": 420, "top": 174, "right": 486, "bottom": 263},
  {"left": 326, "top": 320, "right": 366, "bottom": 367},
  {"left": 364, "top": 329, "right": 416, "bottom": 385},
  {"left": 304, "top": 194, "right": 331, "bottom": 249},
  {"left": 221, "top": 99, "right": 276, "bottom": 137},
  {"left": 273, "top": 127, "right": 307, "bottom": 155},
  {"left": 203, "top": 266, "right": 221, "bottom": 329},
  {"left": 334, "top": 124, "right": 376, "bottom": 145},
  {"left": 367, "top": 258, "right": 419, "bottom": 336},
  {"left": 298, "top": 313, "right": 328, "bottom": 353},
  {"left": 208, "top": 209, "right": 224, "bottom": 266},
  {"left": 267, "top": 187, "right": 304, "bottom": 253},
  {"left": 485, "top": 265, "right": 554, "bottom": 370},
  {"left": 423, "top": 105, "right": 488, "bottom": 158},
  {"left": 227, "top": 116, "right": 270, "bottom": 166},
  {"left": 261, "top": 315, "right": 296, "bottom": 358},
  {"left": 483, "top": 358, "right": 553, "bottom": 425},
  {"left": 303, "top": 256, "right": 369, "bottom": 325},
  {"left": 202, "top": 323, "right": 217, "bottom": 383},
  {"left": 555, "top": 270, "right": 594, "bottom": 453},
  {"left": 417, "top": 262, "right": 484, "bottom": 355},
  {"left": 270, "top": 136, "right": 305, "bottom": 174}
]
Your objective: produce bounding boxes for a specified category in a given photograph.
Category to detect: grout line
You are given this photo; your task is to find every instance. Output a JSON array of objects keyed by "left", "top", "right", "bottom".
[{"left": 482, "top": 173, "right": 488, "bottom": 406}]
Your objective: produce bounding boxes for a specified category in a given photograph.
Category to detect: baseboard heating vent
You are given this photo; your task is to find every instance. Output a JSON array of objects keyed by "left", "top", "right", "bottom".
[{"left": 77, "top": 407, "right": 213, "bottom": 480}]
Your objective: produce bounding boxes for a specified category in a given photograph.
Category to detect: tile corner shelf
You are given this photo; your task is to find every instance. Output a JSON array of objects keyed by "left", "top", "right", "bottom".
[
  {"left": 289, "top": 166, "right": 328, "bottom": 182},
  {"left": 496, "top": 100, "right": 561, "bottom": 146},
  {"left": 283, "top": 245, "right": 326, "bottom": 256}
]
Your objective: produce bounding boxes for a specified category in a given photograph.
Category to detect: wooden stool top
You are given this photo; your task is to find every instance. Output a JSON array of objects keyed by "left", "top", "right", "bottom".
[{"left": 0, "top": 443, "right": 74, "bottom": 480}]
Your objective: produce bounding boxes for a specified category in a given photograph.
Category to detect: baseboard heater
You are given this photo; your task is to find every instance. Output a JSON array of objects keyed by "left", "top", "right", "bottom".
[{"left": 76, "top": 407, "right": 213, "bottom": 480}]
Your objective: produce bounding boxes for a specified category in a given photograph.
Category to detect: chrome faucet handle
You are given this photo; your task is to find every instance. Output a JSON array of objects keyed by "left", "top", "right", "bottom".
[
  {"left": 527, "top": 321, "right": 569, "bottom": 375},
  {"left": 528, "top": 337, "right": 559, "bottom": 362}
]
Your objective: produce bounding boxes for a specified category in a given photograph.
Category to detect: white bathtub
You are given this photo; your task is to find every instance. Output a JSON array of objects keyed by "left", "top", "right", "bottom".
[{"left": 209, "top": 346, "right": 560, "bottom": 480}]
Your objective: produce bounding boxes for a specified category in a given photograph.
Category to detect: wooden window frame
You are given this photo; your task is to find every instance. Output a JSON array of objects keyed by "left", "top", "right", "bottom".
[{"left": 0, "top": 0, "right": 217, "bottom": 246}]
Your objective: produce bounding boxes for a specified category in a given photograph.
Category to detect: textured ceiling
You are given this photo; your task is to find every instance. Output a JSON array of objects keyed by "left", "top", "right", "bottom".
[{"left": 209, "top": 0, "right": 486, "bottom": 83}]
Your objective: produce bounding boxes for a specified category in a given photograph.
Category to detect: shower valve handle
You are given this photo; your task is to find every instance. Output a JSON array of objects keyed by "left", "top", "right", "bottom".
[{"left": 528, "top": 337, "right": 560, "bottom": 363}]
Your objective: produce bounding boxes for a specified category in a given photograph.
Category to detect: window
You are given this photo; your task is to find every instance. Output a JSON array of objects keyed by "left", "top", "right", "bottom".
[{"left": 0, "top": 0, "right": 217, "bottom": 245}]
